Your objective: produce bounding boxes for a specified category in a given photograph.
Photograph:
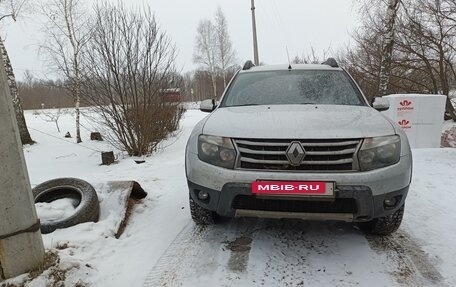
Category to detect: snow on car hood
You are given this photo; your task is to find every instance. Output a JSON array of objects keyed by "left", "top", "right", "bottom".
[{"left": 202, "top": 105, "right": 395, "bottom": 139}]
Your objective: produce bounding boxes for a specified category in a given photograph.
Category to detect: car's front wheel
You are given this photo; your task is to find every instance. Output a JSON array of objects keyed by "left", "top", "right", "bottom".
[
  {"left": 189, "top": 195, "right": 217, "bottom": 225},
  {"left": 357, "top": 204, "right": 404, "bottom": 236}
]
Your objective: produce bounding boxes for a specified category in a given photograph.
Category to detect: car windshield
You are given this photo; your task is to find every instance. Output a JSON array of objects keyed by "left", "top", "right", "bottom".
[{"left": 221, "top": 70, "right": 366, "bottom": 107}]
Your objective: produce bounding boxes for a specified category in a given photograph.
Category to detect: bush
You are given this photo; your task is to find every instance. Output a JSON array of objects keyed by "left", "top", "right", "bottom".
[{"left": 80, "top": 3, "right": 182, "bottom": 156}]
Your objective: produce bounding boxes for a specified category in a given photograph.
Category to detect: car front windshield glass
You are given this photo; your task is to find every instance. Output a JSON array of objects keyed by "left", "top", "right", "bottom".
[{"left": 221, "top": 70, "right": 365, "bottom": 107}]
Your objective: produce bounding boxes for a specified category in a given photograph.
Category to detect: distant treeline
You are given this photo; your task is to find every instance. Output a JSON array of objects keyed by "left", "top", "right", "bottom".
[
  {"left": 18, "top": 79, "right": 86, "bottom": 110},
  {"left": 17, "top": 66, "right": 240, "bottom": 110}
]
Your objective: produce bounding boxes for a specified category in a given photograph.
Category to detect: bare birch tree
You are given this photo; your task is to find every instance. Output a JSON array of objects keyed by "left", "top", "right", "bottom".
[
  {"left": 378, "top": 0, "right": 401, "bottom": 96},
  {"left": 41, "top": 0, "right": 90, "bottom": 143},
  {"left": 0, "top": 0, "right": 34, "bottom": 145},
  {"left": 214, "top": 7, "right": 236, "bottom": 89},
  {"left": 193, "top": 19, "right": 218, "bottom": 99},
  {"left": 346, "top": 0, "right": 456, "bottom": 120}
]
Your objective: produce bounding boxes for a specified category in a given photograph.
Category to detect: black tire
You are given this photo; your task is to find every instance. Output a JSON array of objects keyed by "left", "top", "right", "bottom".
[
  {"left": 189, "top": 195, "right": 217, "bottom": 225},
  {"left": 33, "top": 178, "right": 100, "bottom": 234},
  {"left": 357, "top": 204, "right": 405, "bottom": 236}
]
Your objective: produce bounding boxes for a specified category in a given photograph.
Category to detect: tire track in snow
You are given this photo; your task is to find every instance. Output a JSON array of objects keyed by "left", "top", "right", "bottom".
[
  {"left": 367, "top": 230, "right": 446, "bottom": 286},
  {"left": 143, "top": 221, "right": 208, "bottom": 287},
  {"left": 252, "top": 220, "right": 343, "bottom": 287},
  {"left": 143, "top": 218, "right": 266, "bottom": 286},
  {"left": 247, "top": 219, "right": 394, "bottom": 287},
  {"left": 145, "top": 218, "right": 440, "bottom": 287}
]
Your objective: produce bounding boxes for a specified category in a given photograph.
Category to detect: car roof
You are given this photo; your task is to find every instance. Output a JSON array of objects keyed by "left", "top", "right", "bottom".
[{"left": 239, "top": 64, "right": 343, "bottom": 73}]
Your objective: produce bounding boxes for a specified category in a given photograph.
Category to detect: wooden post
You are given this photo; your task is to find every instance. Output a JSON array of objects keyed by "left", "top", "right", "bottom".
[{"left": 0, "top": 55, "right": 44, "bottom": 279}]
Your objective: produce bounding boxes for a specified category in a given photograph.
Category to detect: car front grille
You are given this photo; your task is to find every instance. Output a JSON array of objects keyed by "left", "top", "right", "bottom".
[
  {"left": 232, "top": 195, "right": 358, "bottom": 214},
  {"left": 234, "top": 138, "right": 361, "bottom": 171}
]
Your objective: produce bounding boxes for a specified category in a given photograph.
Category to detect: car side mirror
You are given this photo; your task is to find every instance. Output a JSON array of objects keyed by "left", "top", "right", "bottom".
[
  {"left": 200, "top": 99, "right": 217, "bottom": 113},
  {"left": 372, "top": 97, "right": 390, "bottom": 111}
]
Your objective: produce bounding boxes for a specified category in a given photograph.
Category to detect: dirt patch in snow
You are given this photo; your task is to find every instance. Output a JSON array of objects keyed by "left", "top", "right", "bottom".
[
  {"left": 225, "top": 236, "right": 253, "bottom": 272},
  {"left": 367, "top": 230, "right": 444, "bottom": 286},
  {"left": 0, "top": 251, "right": 89, "bottom": 287},
  {"left": 2, "top": 251, "right": 62, "bottom": 287}
]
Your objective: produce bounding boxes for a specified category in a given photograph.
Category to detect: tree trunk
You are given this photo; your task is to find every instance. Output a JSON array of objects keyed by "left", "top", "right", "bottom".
[
  {"left": 444, "top": 96, "right": 456, "bottom": 121},
  {"left": 210, "top": 72, "right": 217, "bottom": 99},
  {"left": 378, "top": 0, "right": 401, "bottom": 97},
  {"left": 74, "top": 64, "right": 82, "bottom": 143},
  {"left": 64, "top": 0, "right": 82, "bottom": 143},
  {"left": 0, "top": 36, "right": 34, "bottom": 145},
  {"left": 222, "top": 69, "right": 227, "bottom": 89},
  {"left": 437, "top": 45, "right": 456, "bottom": 121},
  {"left": 75, "top": 96, "right": 81, "bottom": 142}
]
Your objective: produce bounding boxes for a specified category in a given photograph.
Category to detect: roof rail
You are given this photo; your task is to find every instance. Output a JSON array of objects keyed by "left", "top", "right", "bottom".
[
  {"left": 321, "top": 58, "right": 339, "bottom": 68},
  {"left": 243, "top": 60, "right": 256, "bottom": 70}
]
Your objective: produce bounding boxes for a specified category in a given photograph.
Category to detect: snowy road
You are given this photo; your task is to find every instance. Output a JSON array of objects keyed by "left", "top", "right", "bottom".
[
  {"left": 3, "top": 109, "right": 455, "bottom": 287},
  {"left": 143, "top": 219, "right": 444, "bottom": 287}
]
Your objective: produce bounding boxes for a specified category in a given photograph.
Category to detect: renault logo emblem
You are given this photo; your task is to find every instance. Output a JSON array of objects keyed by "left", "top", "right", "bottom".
[{"left": 286, "top": 142, "right": 306, "bottom": 166}]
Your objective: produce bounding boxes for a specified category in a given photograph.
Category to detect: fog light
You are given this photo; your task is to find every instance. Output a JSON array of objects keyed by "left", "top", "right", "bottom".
[
  {"left": 384, "top": 197, "right": 397, "bottom": 207},
  {"left": 198, "top": 191, "right": 209, "bottom": 200}
]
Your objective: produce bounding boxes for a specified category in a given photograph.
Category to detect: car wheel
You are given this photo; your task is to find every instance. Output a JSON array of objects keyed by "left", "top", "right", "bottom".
[
  {"left": 33, "top": 178, "right": 100, "bottom": 234},
  {"left": 357, "top": 204, "right": 404, "bottom": 236},
  {"left": 189, "top": 195, "right": 217, "bottom": 225}
]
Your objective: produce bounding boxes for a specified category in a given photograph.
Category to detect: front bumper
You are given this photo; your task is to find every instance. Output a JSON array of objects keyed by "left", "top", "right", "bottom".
[
  {"left": 186, "top": 151, "right": 412, "bottom": 222},
  {"left": 189, "top": 181, "right": 408, "bottom": 222}
]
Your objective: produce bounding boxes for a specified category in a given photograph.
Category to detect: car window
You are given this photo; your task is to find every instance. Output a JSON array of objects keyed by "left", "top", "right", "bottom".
[{"left": 221, "top": 70, "right": 365, "bottom": 107}]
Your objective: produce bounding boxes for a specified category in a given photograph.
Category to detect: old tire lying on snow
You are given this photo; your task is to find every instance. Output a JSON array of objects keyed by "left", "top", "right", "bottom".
[{"left": 33, "top": 178, "right": 100, "bottom": 234}]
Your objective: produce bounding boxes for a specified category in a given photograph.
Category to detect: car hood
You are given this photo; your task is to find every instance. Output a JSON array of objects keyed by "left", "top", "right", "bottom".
[{"left": 202, "top": 105, "right": 395, "bottom": 139}]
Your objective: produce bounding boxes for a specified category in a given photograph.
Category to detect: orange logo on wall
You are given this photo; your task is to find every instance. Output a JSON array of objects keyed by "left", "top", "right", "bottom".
[
  {"left": 400, "top": 100, "right": 412, "bottom": 106},
  {"left": 398, "top": 119, "right": 411, "bottom": 129},
  {"left": 398, "top": 99, "right": 414, "bottom": 111}
]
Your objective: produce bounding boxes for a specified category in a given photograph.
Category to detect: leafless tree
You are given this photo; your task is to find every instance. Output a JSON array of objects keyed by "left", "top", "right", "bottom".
[
  {"left": 192, "top": 69, "right": 216, "bottom": 101},
  {"left": 180, "top": 71, "right": 194, "bottom": 102},
  {"left": 292, "top": 46, "right": 331, "bottom": 64},
  {"left": 344, "top": 0, "right": 456, "bottom": 120},
  {"left": 79, "top": 2, "right": 183, "bottom": 156},
  {"left": 378, "top": 0, "right": 401, "bottom": 96},
  {"left": 182, "top": 65, "right": 240, "bottom": 103},
  {"left": 38, "top": 108, "right": 65, "bottom": 132},
  {"left": 18, "top": 75, "right": 72, "bottom": 109},
  {"left": 0, "top": 0, "right": 34, "bottom": 144},
  {"left": 214, "top": 7, "right": 236, "bottom": 89},
  {"left": 41, "top": 0, "right": 91, "bottom": 143},
  {"left": 0, "top": 0, "right": 25, "bottom": 21},
  {"left": 193, "top": 19, "right": 218, "bottom": 99},
  {"left": 397, "top": 0, "right": 456, "bottom": 119}
]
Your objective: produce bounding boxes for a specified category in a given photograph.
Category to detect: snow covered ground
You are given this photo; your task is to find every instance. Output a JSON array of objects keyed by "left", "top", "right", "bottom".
[{"left": 2, "top": 109, "right": 456, "bottom": 287}]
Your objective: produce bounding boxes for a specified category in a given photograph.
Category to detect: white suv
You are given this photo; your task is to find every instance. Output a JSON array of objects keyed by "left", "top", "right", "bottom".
[{"left": 185, "top": 59, "right": 412, "bottom": 235}]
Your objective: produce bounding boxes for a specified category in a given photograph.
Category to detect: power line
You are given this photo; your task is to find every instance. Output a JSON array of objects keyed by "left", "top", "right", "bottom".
[{"left": 28, "top": 127, "right": 103, "bottom": 153}]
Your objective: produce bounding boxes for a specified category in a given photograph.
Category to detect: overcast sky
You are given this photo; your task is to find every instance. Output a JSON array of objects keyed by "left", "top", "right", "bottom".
[{"left": 2, "top": 0, "right": 360, "bottom": 81}]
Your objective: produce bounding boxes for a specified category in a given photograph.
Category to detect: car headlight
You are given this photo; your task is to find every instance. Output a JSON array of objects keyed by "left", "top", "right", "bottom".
[
  {"left": 358, "top": 135, "right": 401, "bottom": 171},
  {"left": 198, "top": 135, "right": 236, "bottom": 169}
]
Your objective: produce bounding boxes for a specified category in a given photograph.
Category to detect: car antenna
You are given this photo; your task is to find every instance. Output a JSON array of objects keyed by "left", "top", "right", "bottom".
[{"left": 286, "top": 46, "right": 292, "bottom": 70}]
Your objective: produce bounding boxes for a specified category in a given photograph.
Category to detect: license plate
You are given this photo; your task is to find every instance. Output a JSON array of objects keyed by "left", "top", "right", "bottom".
[{"left": 252, "top": 181, "right": 334, "bottom": 196}]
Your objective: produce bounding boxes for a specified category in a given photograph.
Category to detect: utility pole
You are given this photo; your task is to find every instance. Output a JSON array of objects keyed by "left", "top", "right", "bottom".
[
  {"left": 0, "top": 55, "right": 45, "bottom": 279},
  {"left": 251, "top": 0, "right": 259, "bottom": 65}
]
